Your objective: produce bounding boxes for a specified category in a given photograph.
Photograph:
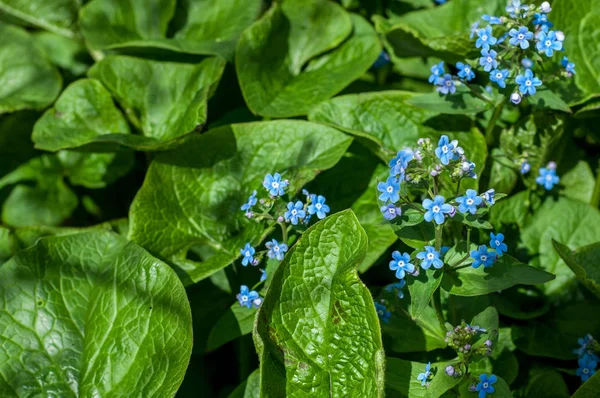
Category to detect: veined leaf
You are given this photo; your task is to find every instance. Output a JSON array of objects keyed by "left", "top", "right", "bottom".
[
  {"left": 0, "top": 0, "right": 79, "bottom": 37},
  {"left": 386, "top": 357, "right": 463, "bottom": 398},
  {"left": 553, "top": 240, "right": 600, "bottom": 299}
]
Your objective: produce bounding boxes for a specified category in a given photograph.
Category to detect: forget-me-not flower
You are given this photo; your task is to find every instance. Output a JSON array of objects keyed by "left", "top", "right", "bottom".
[
  {"left": 389, "top": 149, "right": 414, "bottom": 177},
  {"left": 266, "top": 239, "right": 288, "bottom": 261},
  {"left": 490, "top": 232, "right": 508, "bottom": 256},
  {"left": 457, "top": 62, "right": 476, "bottom": 81},
  {"left": 263, "top": 173, "right": 288, "bottom": 196},
  {"left": 515, "top": 69, "right": 542, "bottom": 95},
  {"left": 482, "top": 14, "right": 502, "bottom": 25},
  {"left": 429, "top": 62, "right": 445, "bottom": 84},
  {"left": 260, "top": 269, "right": 267, "bottom": 282},
  {"left": 521, "top": 160, "right": 531, "bottom": 174},
  {"left": 476, "top": 374, "right": 497, "bottom": 398},
  {"left": 533, "top": 12, "right": 553, "bottom": 28},
  {"left": 470, "top": 21, "right": 480, "bottom": 40},
  {"left": 506, "top": 0, "right": 529, "bottom": 17},
  {"left": 436, "top": 74, "right": 456, "bottom": 95},
  {"left": 489, "top": 69, "right": 510, "bottom": 89},
  {"left": 423, "top": 195, "right": 453, "bottom": 224},
  {"left": 375, "top": 302, "right": 391, "bottom": 323},
  {"left": 562, "top": 57, "right": 576, "bottom": 75},
  {"left": 435, "top": 135, "right": 454, "bottom": 165},
  {"left": 509, "top": 26, "right": 533, "bottom": 49},
  {"left": 241, "top": 190, "right": 257, "bottom": 212},
  {"left": 308, "top": 195, "right": 330, "bottom": 219},
  {"left": 372, "top": 50, "right": 391, "bottom": 68},
  {"left": 285, "top": 201, "right": 306, "bottom": 225},
  {"left": 577, "top": 354, "right": 598, "bottom": 382},
  {"left": 540, "top": 1, "right": 551, "bottom": 13},
  {"left": 456, "top": 189, "right": 483, "bottom": 214},
  {"left": 385, "top": 280, "right": 406, "bottom": 299},
  {"left": 378, "top": 176, "right": 401, "bottom": 203},
  {"left": 479, "top": 49, "right": 498, "bottom": 72},
  {"left": 476, "top": 26, "right": 497, "bottom": 51},
  {"left": 389, "top": 251, "right": 416, "bottom": 279},
  {"left": 574, "top": 334, "right": 596, "bottom": 357},
  {"left": 240, "top": 243, "right": 256, "bottom": 266},
  {"left": 237, "top": 285, "right": 260, "bottom": 308},
  {"left": 536, "top": 167, "right": 560, "bottom": 190},
  {"left": 522, "top": 58, "right": 534, "bottom": 69},
  {"left": 536, "top": 30, "right": 562, "bottom": 56},
  {"left": 417, "top": 362, "right": 432, "bottom": 386},
  {"left": 381, "top": 204, "right": 402, "bottom": 220},
  {"left": 481, "top": 189, "right": 496, "bottom": 205},
  {"left": 471, "top": 245, "right": 497, "bottom": 268},
  {"left": 417, "top": 246, "right": 444, "bottom": 270}
]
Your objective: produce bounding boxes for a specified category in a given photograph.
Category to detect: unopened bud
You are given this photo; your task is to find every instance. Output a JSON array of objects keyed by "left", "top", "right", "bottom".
[
  {"left": 277, "top": 216, "right": 284, "bottom": 222},
  {"left": 510, "top": 92, "right": 522, "bottom": 105},
  {"left": 555, "top": 31, "right": 564, "bottom": 41},
  {"left": 547, "top": 161, "right": 557, "bottom": 170},
  {"left": 445, "top": 365, "right": 455, "bottom": 377},
  {"left": 540, "top": 1, "right": 551, "bottom": 13}
]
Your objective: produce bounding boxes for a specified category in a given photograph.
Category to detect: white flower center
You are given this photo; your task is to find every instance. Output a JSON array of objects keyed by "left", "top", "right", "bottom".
[
  {"left": 398, "top": 261, "right": 405, "bottom": 267},
  {"left": 445, "top": 80, "right": 452, "bottom": 86},
  {"left": 545, "top": 40, "right": 552, "bottom": 46},
  {"left": 291, "top": 209, "right": 297, "bottom": 215},
  {"left": 432, "top": 206, "right": 440, "bottom": 213},
  {"left": 584, "top": 368, "right": 589, "bottom": 374},
  {"left": 389, "top": 208, "right": 395, "bottom": 214},
  {"left": 378, "top": 310, "right": 384, "bottom": 316},
  {"left": 495, "top": 240, "right": 500, "bottom": 246},
  {"left": 465, "top": 68, "right": 470, "bottom": 73},
  {"left": 518, "top": 34, "right": 524, "bottom": 40},
  {"left": 466, "top": 198, "right": 474, "bottom": 205},
  {"left": 427, "top": 253, "right": 435, "bottom": 260},
  {"left": 482, "top": 35, "right": 488, "bottom": 41},
  {"left": 387, "top": 186, "right": 393, "bottom": 193},
  {"left": 316, "top": 203, "right": 322, "bottom": 210},
  {"left": 525, "top": 80, "right": 532, "bottom": 86},
  {"left": 487, "top": 57, "right": 493, "bottom": 63},
  {"left": 274, "top": 246, "right": 280, "bottom": 252},
  {"left": 442, "top": 145, "right": 449, "bottom": 153},
  {"left": 483, "top": 382, "right": 489, "bottom": 388},
  {"left": 245, "top": 251, "right": 251, "bottom": 257},
  {"left": 546, "top": 174, "right": 553, "bottom": 181},
  {"left": 272, "top": 181, "right": 279, "bottom": 188},
  {"left": 481, "top": 255, "right": 487, "bottom": 261},
  {"left": 241, "top": 295, "right": 248, "bottom": 302}
]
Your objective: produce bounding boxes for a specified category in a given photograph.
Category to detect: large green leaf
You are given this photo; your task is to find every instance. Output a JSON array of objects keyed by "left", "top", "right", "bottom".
[
  {"left": 553, "top": 240, "right": 600, "bottom": 299},
  {"left": 560, "top": 160, "right": 596, "bottom": 204},
  {"left": 206, "top": 304, "right": 256, "bottom": 352},
  {"left": 407, "top": 268, "right": 443, "bottom": 319},
  {"left": 128, "top": 121, "right": 352, "bottom": 283},
  {"left": 236, "top": 0, "right": 380, "bottom": 117},
  {"left": 0, "top": 231, "right": 192, "bottom": 396},
  {"left": 0, "top": 0, "right": 78, "bottom": 37},
  {"left": 573, "top": 371, "right": 600, "bottom": 398},
  {"left": 0, "top": 111, "right": 39, "bottom": 177},
  {"left": 553, "top": 0, "right": 600, "bottom": 98},
  {"left": 79, "top": 0, "right": 262, "bottom": 59},
  {"left": 33, "top": 31, "right": 92, "bottom": 76},
  {"left": 87, "top": 55, "right": 225, "bottom": 150},
  {"left": 254, "top": 210, "right": 385, "bottom": 397},
  {"left": 524, "top": 368, "right": 570, "bottom": 398},
  {"left": 0, "top": 23, "right": 62, "bottom": 114},
  {"left": 521, "top": 197, "right": 600, "bottom": 296},
  {"left": 32, "top": 79, "right": 131, "bottom": 151},
  {"left": 229, "top": 370, "right": 260, "bottom": 398},
  {"left": 405, "top": 85, "right": 492, "bottom": 115},
  {"left": 386, "top": 357, "right": 463, "bottom": 398}
]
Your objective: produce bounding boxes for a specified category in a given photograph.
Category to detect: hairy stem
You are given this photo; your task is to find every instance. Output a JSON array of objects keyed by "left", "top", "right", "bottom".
[
  {"left": 433, "top": 288, "right": 446, "bottom": 331},
  {"left": 485, "top": 102, "right": 505, "bottom": 146},
  {"left": 278, "top": 222, "right": 288, "bottom": 245}
]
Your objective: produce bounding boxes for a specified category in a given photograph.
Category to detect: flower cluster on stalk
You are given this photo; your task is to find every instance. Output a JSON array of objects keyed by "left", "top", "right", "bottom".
[
  {"left": 575, "top": 334, "right": 599, "bottom": 383},
  {"left": 236, "top": 172, "right": 331, "bottom": 308},
  {"left": 429, "top": 1, "right": 575, "bottom": 105}
]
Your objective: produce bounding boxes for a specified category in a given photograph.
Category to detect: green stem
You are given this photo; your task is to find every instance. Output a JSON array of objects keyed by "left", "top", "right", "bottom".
[
  {"left": 592, "top": 161, "right": 600, "bottom": 208},
  {"left": 485, "top": 102, "right": 504, "bottom": 146},
  {"left": 435, "top": 226, "right": 442, "bottom": 252},
  {"left": 433, "top": 288, "right": 446, "bottom": 331},
  {"left": 466, "top": 228, "right": 471, "bottom": 249},
  {"left": 464, "top": 83, "right": 494, "bottom": 104},
  {"left": 278, "top": 222, "right": 289, "bottom": 245}
]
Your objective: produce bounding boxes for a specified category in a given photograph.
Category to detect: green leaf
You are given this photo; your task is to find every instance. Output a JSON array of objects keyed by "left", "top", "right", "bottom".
[
  {"left": 253, "top": 210, "right": 385, "bottom": 397},
  {"left": 0, "top": 23, "right": 62, "bottom": 114},
  {"left": 553, "top": 240, "right": 600, "bottom": 299},
  {"left": 32, "top": 79, "right": 131, "bottom": 152},
  {"left": 525, "top": 368, "right": 570, "bottom": 398},
  {"left": 80, "top": 0, "right": 262, "bottom": 59},
  {"left": 470, "top": 307, "right": 499, "bottom": 347},
  {"left": 206, "top": 303, "right": 256, "bottom": 352},
  {"left": 553, "top": 0, "right": 600, "bottom": 97},
  {"left": 521, "top": 197, "right": 600, "bottom": 296},
  {"left": 87, "top": 55, "right": 225, "bottom": 150},
  {"left": 529, "top": 88, "right": 572, "bottom": 113},
  {"left": 490, "top": 286, "right": 550, "bottom": 320},
  {"left": 488, "top": 148, "right": 518, "bottom": 196},
  {"left": 408, "top": 268, "right": 443, "bottom": 319},
  {"left": 511, "top": 301, "right": 600, "bottom": 360},
  {"left": 32, "top": 31, "right": 92, "bottom": 76},
  {"left": 441, "top": 246, "right": 555, "bottom": 297},
  {"left": 573, "top": 371, "right": 600, "bottom": 398},
  {"left": 0, "top": 111, "right": 39, "bottom": 177},
  {"left": 236, "top": 1, "right": 380, "bottom": 117},
  {"left": 229, "top": 369, "right": 260, "bottom": 398},
  {"left": 405, "top": 85, "right": 492, "bottom": 115},
  {"left": 386, "top": 357, "right": 463, "bottom": 398},
  {"left": 0, "top": 0, "right": 78, "bottom": 37},
  {"left": 560, "top": 160, "right": 596, "bottom": 204},
  {"left": 129, "top": 121, "right": 352, "bottom": 283},
  {"left": 0, "top": 231, "right": 192, "bottom": 396}
]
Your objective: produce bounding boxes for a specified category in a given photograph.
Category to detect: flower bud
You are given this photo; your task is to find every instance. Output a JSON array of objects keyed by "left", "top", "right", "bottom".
[
  {"left": 555, "top": 31, "right": 564, "bottom": 41},
  {"left": 259, "top": 199, "right": 266, "bottom": 204},
  {"left": 547, "top": 161, "right": 557, "bottom": 170},
  {"left": 252, "top": 258, "right": 260, "bottom": 266},
  {"left": 277, "top": 216, "right": 284, "bottom": 222},
  {"left": 469, "top": 385, "right": 477, "bottom": 392},
  {"left": 415, "top": 150, "right": 423, "bottom": 161},
  {"left": 435, "top": 164, "right": 442, "bottom": 171},
  {"left": 464, "top": 344, "right": 471, "bottom": 351},
  {"left": 540, "top": 1, "right": 551, "bottom": 13},
  {"left": 430, "top": 170, "right": 439, "bottom": 177},
  {"left": 448, "top": 206, "right": 457, "bottom": 218},
  {"left": 445, "top": 365, "right": 455, "bottom": 377},
  {"left": 521, "top": 58, "right": 533, "bottom": 69},
  {"left": 245, "top": 211, "right": 254, "bottom": 219},
  {"left": 485, "top": 339, "right": 493, "bottom": 347},
  {"left": 510, "top": 92, "right": 522, "bottom": 105}
]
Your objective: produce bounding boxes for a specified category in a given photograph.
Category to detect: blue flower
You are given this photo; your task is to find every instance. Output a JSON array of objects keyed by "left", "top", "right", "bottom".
[
  {"left": 476, "top": 374, "right": 497, "bottom": 398},
  {"left": 389, "top": 251, "right": 416, "bottom": 279},
  {"left": 479, "top": 49, "right": 498, "bottom": 72},
  {"left": 506, "top": 0, "right": 529, "bottom": 17},
  {"left": 481, "top": 14, "right": 502, "bottom": 25},
  {"left": 381, "top": 204, "right": 402, "bottom": 220},
  {"left": 489, "top": 69, "right": 510, "bottom": 89},
  {"left": 266, "top": 239, "right": 288, "bottom": 261},
  {"left": 372, "top": 50, "right": 391, "bottom": 68},
  {"left": 536, "top": 167, "right": 560, "bottom": 190},
  {"left": 481, "top": 189, "right": 495, "bottom": 205},
  {"left": 574, "top": 334, "right": 596, "bottom": 357},
  {"left": 260, "top": 269, "right": 267, "bottom": 282},
  {"left": 456, "top": 189, "right": 483, "bottom": 214},
  {"left": 417, "top": 246, "right": 444, "bottom": 270},
  {"left": 471, "top": 245, "right": 497, "bottom": 268},
  {"left": 237, "top": 285, "right": 259, "bottom": 308},
  {"left": 240, "top": 243, "right": 256, "bottom": 266},
  {"left": 434, "top": 0, "right": 447, "bottom": 3},
  {"left": 375, "top": 302, "right": 391, "bottom": 323},
  {"left": 308, "top": 195, "right": 330, "bottom": 219},
  {"left": 509, "top": 26, "right": 533, "bottom": 49},
  {"left": 470, "top": 21, "right": 480, "bottom": 40},
  {"left": 457, "top": 62, "right": 476, "bottom": 81},
  {"left": 378, "top": 177, "right": 401, "bottom": 203},
  {"left": 497, "top": 32, "right": 508, "bottom": 45},
  {"left": 565, "top": 61, "right": 576, "bottom": 75},
  {"left": 521, "top": 160, "right": 531, "bottom": 174},
  {"left": 476, "top": 26, "right": 497, "bottom": 51},
  {"left": 490, "top": 232, "right": 508, "bottom": 256},
  {"left": 241, "top": 190, "right": 257, "bottom": 212},
  {"left": 429, "top": 62, "right": 445, "bottom": 84},
  {"left": 423, "top": 195, "right": 453, "bottom": 225},
  {"left": 436, "top": 74, "right": 456, "bottom": 95},
  {"left": 434, "top": 135, "right": 455, "bottom": 165},
  {"left": 263, "top": 173, "right": 288, "bottom": 196},
  {"left": 522, "top": 58, "right": 534, "bottom": 69},
  {"left": 385, "top": 280, "right": 406, "bottom": 299},
  {"left": 389, "top": 149, "right": 414, "bottom": 177},
  {"left": 285, "top": 201, "right": 306, "bottom": 225},
  {"left": 533, "top": 12, "right": 553, "bottom": 27},
  {"left": 417, "top": 362, "right": 432, "bottom": 386},
  {"left": 561, "top": 56, "right": 569, "bottom": 67},
  {"left": 577, "top": 354, "right": 598, "bottom": 382},
  {"left": 515, "top": 69, "right": 542, "bottom": 95},
  {"left": 536, "top": 30, "right": 562, "bottom": 56},
  {"left": 441, "top": 246, "right": 451, "bottom": 255}
]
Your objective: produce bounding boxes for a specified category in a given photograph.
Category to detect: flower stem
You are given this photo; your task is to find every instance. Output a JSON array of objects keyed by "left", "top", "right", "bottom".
[
  {"left": 592, "top": 160, "right": 600, "bottom": 208},
  {"left": 278, "top": 222, "right": 288, "bottom": 245},
  {"left": 433, "top": 288, "right": 446, "bottom": 331},
  {"left": 485, "top": 102, "right": 504, "bottom": 145}
]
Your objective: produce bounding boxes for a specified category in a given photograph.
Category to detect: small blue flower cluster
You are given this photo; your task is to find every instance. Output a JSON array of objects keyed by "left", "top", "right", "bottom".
[
  {"left": 475, "top": 373, "right": 497, "bottom": 398},
  {"left": 375, "top": 301, "right": 392, "bottom": 323},
  {"left": 417, "top": 362, "right": 432, "bottom": 386},
  {"left": 431, "top": 1, "right": 575, "bottom": 105},
  {"left": 536, "top": 161, "right": 560, "bottom": 190},
  {"left": 469, "top": 232, "right": 508, "bottom": 269},
  {"left": 236, "top": 285, "right": 263, "bottom": 308},
  {"left": 575, "top": 334, "right": 598, "bottom": 382},
  {"left": 445, "top": 322, "right": 492, "bottom": 356}
]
